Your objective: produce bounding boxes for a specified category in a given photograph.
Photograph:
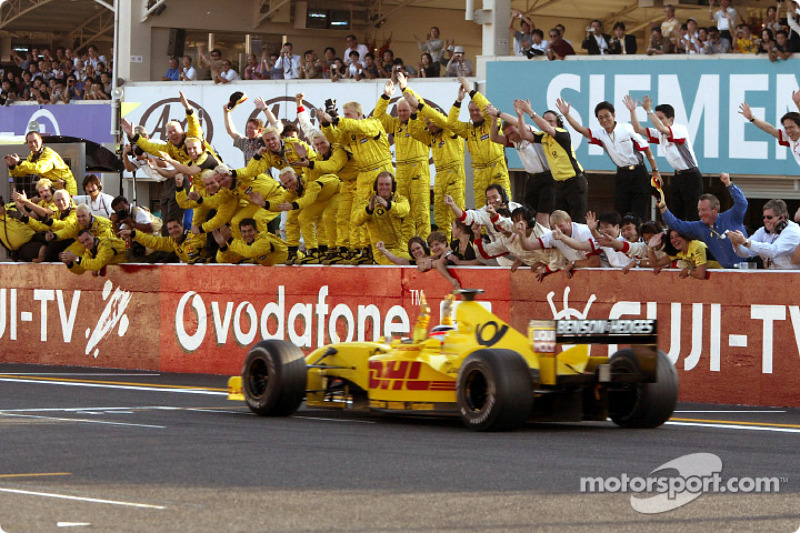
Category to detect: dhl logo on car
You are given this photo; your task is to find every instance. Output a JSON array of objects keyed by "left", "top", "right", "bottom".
[{"left": 368, "top": 361, "right": 456, "bottom": 392}]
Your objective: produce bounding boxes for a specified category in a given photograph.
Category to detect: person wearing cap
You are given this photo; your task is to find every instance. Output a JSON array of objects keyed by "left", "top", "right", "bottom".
[
  {"left": 446, "top": 77, "right": 511, "bottom": 207},
  {"left": 445, "top": 45, "right": 473, "bottom": 77}
]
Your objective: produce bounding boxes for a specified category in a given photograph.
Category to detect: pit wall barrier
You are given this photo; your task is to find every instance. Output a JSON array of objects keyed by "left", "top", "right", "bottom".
[{"left": 1, "top": 263, "right": 798, "bottom": 407}]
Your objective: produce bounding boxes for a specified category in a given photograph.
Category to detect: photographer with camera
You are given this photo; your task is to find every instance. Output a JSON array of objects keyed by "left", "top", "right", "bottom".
[
  {"left": 110, "top": 196, "right": 155, "bottom": 235},
  {"left": 727, "top": 199, "right": 800, "bottom": 270},
  {"left": 581, "top": 20, "right": 611, "bottom": 55},
  {"left": 274, "top": 42, "right": 300, "bottom": 80}
]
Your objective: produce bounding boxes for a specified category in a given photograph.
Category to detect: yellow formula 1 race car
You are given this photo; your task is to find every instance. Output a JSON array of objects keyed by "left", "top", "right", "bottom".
[{"left": 228, "top": 289, "right": 678, "bottom": 431}]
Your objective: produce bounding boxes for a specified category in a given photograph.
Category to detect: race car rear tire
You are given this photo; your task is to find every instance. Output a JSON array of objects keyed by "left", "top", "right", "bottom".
[
  {"left": 456, "top": 349, "right": 533, "bottom": 432},
  {"left": 242, "top": 340, "right": 307, "bottom": 416},
  {"left": 608, "top": 349, "right": 678, "bottom": 428}
]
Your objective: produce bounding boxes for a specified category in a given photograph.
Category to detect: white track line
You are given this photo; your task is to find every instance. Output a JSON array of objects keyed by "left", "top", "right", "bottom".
[
  {"left": 674, "top": 410, "right": 787, "bottom": 413},
  {"left": 295, "top": 415, "right": 376, "bottom": 424},
  {"left": 0, "top": 378, "right": 227, "bottom": 396},
  {"left": 666, "top": 421, "right": 800, "bottom": 434},
  {"left": 0, "top": 487, "right": 165, "bottom": 509},
  {"left": 4, "top": 373, "right": 161, "bottom": 377},
  {"left": 0, "top": 412, "right": 165, "bottom": 429}
]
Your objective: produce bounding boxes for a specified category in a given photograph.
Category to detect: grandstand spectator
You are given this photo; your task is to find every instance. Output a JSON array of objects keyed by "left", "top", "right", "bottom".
[
  {"left": 198, "top": 45, "right": 224, "bottom": 81},
  {"left": 179, "top": 56, "right": 196, "bottom": 81},
  {"left": 50, "top": 79, "right": 68, "bottom": 104},
  {"left": 415, "top": 26, "right": 445, "bottom": 64},
  {"left": 709, "top": 0, "right": 741, "bottom": 44},
  {"left": 662, "top": 4, "right": 681, "bottom": 49},
  {"left": 758, "top": 28, "right": 776, "bottom": 55},
  {"left": 275, "top": 42, "right": 300, "bottom": 79},
  {"left": 445, "top": 46, "right": 473, "bottom": 77},
  {"left": 582, "top": 19, "right": 611, "bottom": 55},
  {"left": 678, "top": 19, "right": 702, "bottom": 53},
  {"left": 378, "top": 49, "right": 394, "bottom": 78},
  {"left": 344, "top": 34, "right": 369, "bottom": 67},
  {"left": 417, "top": 52, "right": 439, "bottom": 78},
  {"left": 702, "top": 27, "right": 731, "bottom": 54},
  {"left": 528, "top": 29, "right": 549, "bottom": 57},
  {"left": 546, "top": 28, "right": 575, "bottom": 60},
  {"left": 162, "top": 57, "right": 180, "bottom": 81},
  {"left": 658, "top": 172, "right": 747, "bottom": 268},
  {"left": 608, "top": 22, "right": 637, "bottom": 55},
  {"left": 648, "top": 28, "right": 672, "bottom": 56},
  {"left": 509, "top": 9, "right": 534, "bottom": 56},
  {"left": 244, "top": 54, "right": 263, "bottom": 80},
  {"left": 361, "top": 53, "right": 380, "bottom": 79},
  {"left": 344, "top": 51, "right": 364, "bottom": 79},
  {"left": 317, "top": 47, "right": 336, "bottom": 77},
  {"left": 734, "top": 24, "right": 757, "bottom": 53},
  {"left": 300, "top": 50, "right": 322, "bottom": 79},
  {"left": 765, "top": 5, "right": 782, "bottom": 35},
  {"left": 771, "top": 30, "right": 794, "bottom": 61},
  {"left": 85, "top": 45, "right": 106, "bottom": 70},
  {"left": 218, "top": 60, "right": 240, "bottom": 83}
]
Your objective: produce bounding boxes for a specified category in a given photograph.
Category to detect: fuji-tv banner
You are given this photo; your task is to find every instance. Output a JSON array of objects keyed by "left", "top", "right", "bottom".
[
  {"left": 487, "top": 56, "right": 800, "bottom": 177},
  {"left": 0, "top": 102, "right": 114, "bottom": 144}
]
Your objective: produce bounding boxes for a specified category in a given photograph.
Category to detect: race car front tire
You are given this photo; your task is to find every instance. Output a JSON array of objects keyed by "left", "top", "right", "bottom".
[
  {"left": 456, "top": 349, "right": 533, "bottom": 432},
  {"left": 242, "top": 339, "right": 307, "bottom": 416},
  {"left": 608, "top": 348, "right": 678, "bottom": 428}
]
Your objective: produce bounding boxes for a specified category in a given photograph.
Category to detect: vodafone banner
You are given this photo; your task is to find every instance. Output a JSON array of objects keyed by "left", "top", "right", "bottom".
[{"left": 1, "top": 262, "right": 798, "bottom": 408}]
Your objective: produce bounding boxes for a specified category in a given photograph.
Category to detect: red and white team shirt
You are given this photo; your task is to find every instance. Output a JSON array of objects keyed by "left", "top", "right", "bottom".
[{"left": 588, "top": 122, "right": 649, "bottom": 167}]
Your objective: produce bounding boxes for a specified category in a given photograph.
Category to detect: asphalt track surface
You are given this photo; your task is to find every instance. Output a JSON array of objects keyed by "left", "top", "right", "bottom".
[{"left": 0, "top": 364, "right": 799, "bottom": 533}]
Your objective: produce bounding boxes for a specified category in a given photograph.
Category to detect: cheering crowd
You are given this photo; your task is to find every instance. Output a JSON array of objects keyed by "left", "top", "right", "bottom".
[{"left": 2, "top": 71, "right": 800, "bottom": 283}]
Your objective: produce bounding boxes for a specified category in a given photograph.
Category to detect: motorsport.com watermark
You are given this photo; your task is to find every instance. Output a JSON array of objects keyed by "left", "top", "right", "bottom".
[{"left": 579, "top": 453, "right": 785, "bottom": 514}]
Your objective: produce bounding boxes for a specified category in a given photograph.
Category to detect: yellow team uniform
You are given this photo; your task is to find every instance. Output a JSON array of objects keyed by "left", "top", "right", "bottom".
[
  {"left": 66, "top": 237, "right": 127, "bottom": 275},
  {"left": 270, "top": 174, "right": 340, "bottom": 257},
  {"left": 25, "top": 206, "right": 76, "bottom": 232},
  {"left": 323, "top": 115, "right": 393, "bottom": 262},
  {"left": 133, "top": 109, "right": 216, "bottom": 165},
  {"left": 446, "top": 90, "right": 511, "bottom": 207},
  {"left": 9, "top": 147, "right": 77, "bottom": 195},
  {"left": 354, "top": 193, "right": 415, "bottom": 265},
  {"left": 374, "top": 94, "right": 431, "bottom": 239},
  {"left": 217, "top": 231, "right": 289, "bottom": 266},
  {"left": 132, "top": 229, "right": 208, "bottom": 264},
  {"left": 0, "top": 204, "right": 35, "bottom": 251},
  {"left": 406, "top": 92, "right": 467, "bottom": 240},
  {"left": 53, "top": 214, "right": 124, "bottom": 258}
]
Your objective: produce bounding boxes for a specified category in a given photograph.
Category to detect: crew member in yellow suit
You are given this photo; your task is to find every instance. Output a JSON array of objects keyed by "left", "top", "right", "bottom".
[
  {"left": 446, "top": 77, "right": 511, "bottom": 207},
  {"left": 320, "top": 101, "right": 393, "bottom": 265},
  {"left": 401, "top": 85, "right": 466, "bottom": 240},
  {"left": 60, "top": 228, "right": 126, "bottom": 276},
  {"left": 260, "top": 167, "right": 339, "bottom": 265},
  {"left": 374, "top": 73, "right": 431, "bottom": 239},
  {"left": 5, "top": 131, "right": 77, "bottom": 195},
  {"left": 354, "top": 172, "right": 414, "bottom": 265},
  {"left": 120, "top": 217, "right": 208, "bottom": 264},
  {"left": 212, "top": 217, "right": 288, "bottom": 266}
]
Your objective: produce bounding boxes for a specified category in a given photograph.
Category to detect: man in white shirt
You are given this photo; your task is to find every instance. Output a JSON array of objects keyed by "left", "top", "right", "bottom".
[
  {"left": 274, "top": 42, "right": 300, "bottom": 79},
  {"left": 624, "top": 94, "right": 702, "bottom": 221},
  {"left": 516, "top": 209, "right": 601, "bottom": 279},
  {"left": 180, "top": 55, "right": 197, "bottom": 81},
  {"left": 729, "top": 199, "right": 800, "bottom": 270},
  {"left": 739, "top": 95, "right": 800, "bottom": 170},
  {"left": 218, "top": 60, "right": 241, "bottom": 83},
  {"left": 344, "top": 35, "right": 370, "bottom": 67},
  {"left": 558, "top": 98, "right": 661, "bottom": 223},
  {"left": 709, "top": 0, "right": 741, "bottom": 44}
]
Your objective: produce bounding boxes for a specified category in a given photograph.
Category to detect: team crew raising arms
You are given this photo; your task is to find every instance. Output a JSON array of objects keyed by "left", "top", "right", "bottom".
[{"left": 5, "top": 80, "right": 800, "bottom": 280}]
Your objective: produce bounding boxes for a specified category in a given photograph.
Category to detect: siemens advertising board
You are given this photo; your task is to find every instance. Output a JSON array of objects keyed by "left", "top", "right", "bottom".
[{"left": 486, "top": 57, "right": 800, "bottom": 177}]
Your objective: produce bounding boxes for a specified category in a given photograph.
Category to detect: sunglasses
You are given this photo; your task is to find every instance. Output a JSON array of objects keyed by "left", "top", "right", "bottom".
[{"left": 763, "top": 215, "right": 778, "bottom": 220}]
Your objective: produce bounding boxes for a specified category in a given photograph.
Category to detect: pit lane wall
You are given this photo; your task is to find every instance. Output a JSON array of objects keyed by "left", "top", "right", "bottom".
[{"left": 1, "top": 263, "right": 799, "bottom": 408}]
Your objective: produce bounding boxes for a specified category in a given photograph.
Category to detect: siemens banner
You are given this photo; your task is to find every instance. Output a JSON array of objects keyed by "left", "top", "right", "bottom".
[{"left": 486, "top": 56, "right": 800, "bottom": 177}]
